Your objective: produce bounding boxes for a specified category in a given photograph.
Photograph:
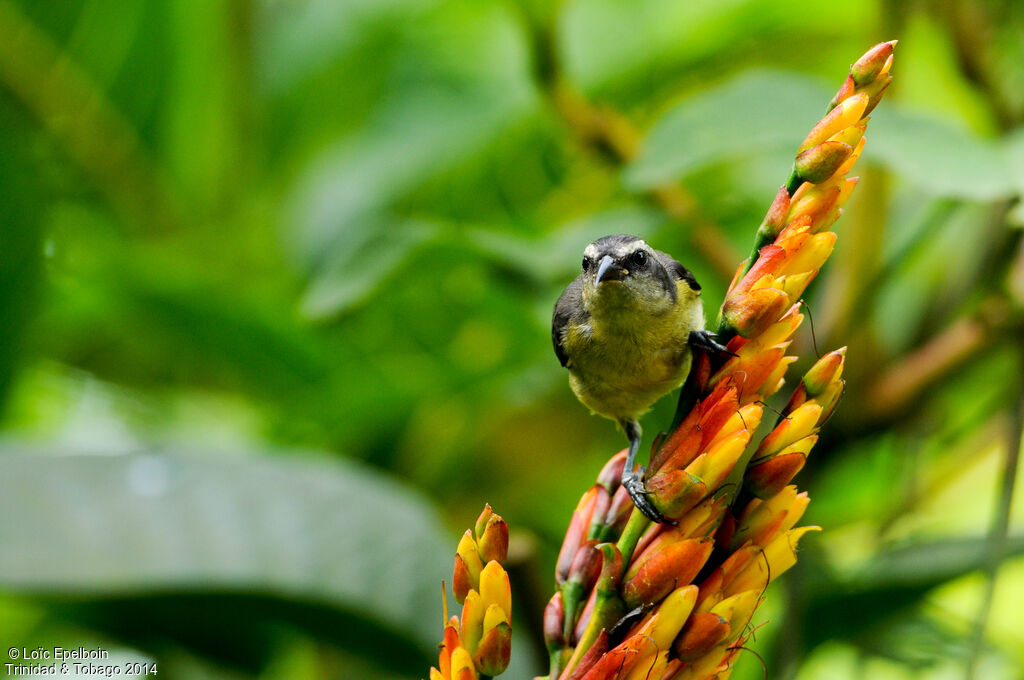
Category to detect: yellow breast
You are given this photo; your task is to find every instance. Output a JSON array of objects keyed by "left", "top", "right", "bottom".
[{"left": 565, "top": 280, "right": 703, "bottom": 421}]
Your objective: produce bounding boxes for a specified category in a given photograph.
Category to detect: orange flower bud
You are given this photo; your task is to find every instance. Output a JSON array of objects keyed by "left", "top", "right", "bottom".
[
  {"left": 723, "top": 287, "right": 792, "bottom": 338},
  {"left": 712, "top": 345, "right": 788, "bottom": 400},
  {"left": 650, "top": 408, "right": 702, "bottom": 474},
  {"left": 647, "top": 469, "right": 707, "bottom": 520},
  {"left": 673, "top": 611, "right": 731, "bottom": 661},
  {"left": 728, "top": 244, "right": 788, "bottom": 298},
  {"left": 622, "top": 538, "right": 713, "bottom": 607}
]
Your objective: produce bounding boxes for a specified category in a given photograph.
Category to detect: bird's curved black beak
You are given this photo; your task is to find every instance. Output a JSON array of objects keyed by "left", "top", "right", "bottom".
[{"left": 595, "top": 255, "right": 625, "bottom": 284}]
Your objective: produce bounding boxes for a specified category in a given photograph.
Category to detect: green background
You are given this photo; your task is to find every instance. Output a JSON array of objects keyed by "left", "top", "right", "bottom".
[{"left": 0, "top": 0, "right": 1022, "bottom": 679}]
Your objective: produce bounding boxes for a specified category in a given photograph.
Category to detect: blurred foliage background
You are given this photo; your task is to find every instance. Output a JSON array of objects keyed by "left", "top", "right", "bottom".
[{"left": 0, "top": 0, "right": 1022, "bottom": 679}]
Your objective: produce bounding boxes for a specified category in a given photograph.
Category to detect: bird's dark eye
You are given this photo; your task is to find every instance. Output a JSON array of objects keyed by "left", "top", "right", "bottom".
[
  {"left": 582, "top": 257, "right": 590, "bottom": 271},
  {"left": 630, "top": 250, "right": 648, "bottom": 267}
]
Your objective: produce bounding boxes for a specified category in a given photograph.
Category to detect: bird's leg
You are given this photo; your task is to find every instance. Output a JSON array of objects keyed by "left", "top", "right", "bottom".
[
  {"left": 688, "top": 329, "right": 736, "bottom": 358},
  {"left": 619, "top": 418, "right": 673, "bottom": 524}
]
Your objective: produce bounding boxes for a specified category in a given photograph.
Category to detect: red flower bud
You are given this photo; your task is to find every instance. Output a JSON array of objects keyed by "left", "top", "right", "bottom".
[
  {"left": 746, "top": 451, "right": 807, "bottom": 499},
  {"left": 473, "top": 620, "right": 511, "bottom": 677},
  {"left": 453, "top": 554, "right": 473, "bottom": 604},
  {"left": 557, "top": 487, "right": 600, "bottom": 585},
  {"left": 851, "top": 40, "right": 897, "bottom": 86},
  {"left": 477, "top": 514, "right": 509, "bottom": 564},
  {"left": 543, "top": 592, "right": 566, "bottom": 650}
]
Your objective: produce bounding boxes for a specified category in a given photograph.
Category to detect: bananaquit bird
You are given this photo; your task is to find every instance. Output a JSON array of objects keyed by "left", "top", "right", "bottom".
[{"left": 552, "top": 234, "right": 726, "bottom": 524}]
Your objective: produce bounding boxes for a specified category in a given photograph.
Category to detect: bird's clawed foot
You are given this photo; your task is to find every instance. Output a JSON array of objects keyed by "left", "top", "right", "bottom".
[
  {"left": 621, "top": 466, "right": 675, "bottom": 525},
  {"left": 689, "top": 329, "right": 736, "bottom": 358},
  {"left": 620, "top": 418, "right": 676, "bottom": 525}
]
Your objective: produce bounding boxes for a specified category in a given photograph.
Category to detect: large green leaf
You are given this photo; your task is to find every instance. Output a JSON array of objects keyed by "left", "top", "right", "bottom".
[
  {"left": 624, "top": 70, "right": 829, "bottom": 189},
  {"left": 626, "top": 68, "right": 1022, "bottom": 203},
  {"left": 0, "top": 450, "right": 452, "bottom": 674},
  {"left": 865, "top": 107, "right": 1017, "bottom": 200}
]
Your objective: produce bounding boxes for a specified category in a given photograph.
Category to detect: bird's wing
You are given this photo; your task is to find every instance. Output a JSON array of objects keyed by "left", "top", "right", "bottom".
[
  {"left": 552, "top": 277, "right": 584, "bottom": 368},
  {"left": 655, "top": 250, "right": 701, "bottom": 291}
]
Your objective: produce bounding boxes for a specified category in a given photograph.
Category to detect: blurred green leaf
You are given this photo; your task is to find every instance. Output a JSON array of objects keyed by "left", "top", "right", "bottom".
[
  {"left": 0, "top": 93, "right": 46, "bottom": 414},
  {"left": 562, "top": 0, "right": 872, "bottom": 96},
  {"left": 624, "top": 71, "right": 828, "bottom": 189},
  {"left": 300, "top": 219, "right": 440, "bottom": 320},
  {"left": 865, "top": 107, "right": 1016, "bottom": 200},
  {"left": 0, "top": 450, "right": 452, "bottom": 673},
  {"left": 854, "top": 535, "right": 1024, "bottom": 588},
  {"left": 800, "top": 534, "right": 1024, "bottom": 649},
  {"left": 279, "top": 2, "right": 534, "bottom": 265}
]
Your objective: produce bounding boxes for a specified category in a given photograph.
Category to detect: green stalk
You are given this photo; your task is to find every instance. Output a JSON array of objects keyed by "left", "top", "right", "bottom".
[{"left": 614, "top": 509, "right": 650, "bottom": 565}]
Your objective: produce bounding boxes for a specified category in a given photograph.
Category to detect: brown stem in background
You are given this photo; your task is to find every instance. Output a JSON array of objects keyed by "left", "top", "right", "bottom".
[
  {"left": 861, "top": 299, "right": 1015, "bottom": 422},
  {"left": 516, "top": 2, "right": 742, "bottom": 280}
]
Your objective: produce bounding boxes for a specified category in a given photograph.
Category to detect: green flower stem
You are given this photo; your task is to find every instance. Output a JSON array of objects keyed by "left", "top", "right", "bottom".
[
  {"left": 615, "top": 508, "right": 650, "bottom": 565},
  {"left": 560, "top": 543, "right": 625, "bottom": 680}
]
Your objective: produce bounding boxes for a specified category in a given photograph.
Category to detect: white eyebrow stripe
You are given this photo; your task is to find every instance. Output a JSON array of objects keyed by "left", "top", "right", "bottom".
[{"left": 584, "top": 238, "right": 649, "bottom": 260}]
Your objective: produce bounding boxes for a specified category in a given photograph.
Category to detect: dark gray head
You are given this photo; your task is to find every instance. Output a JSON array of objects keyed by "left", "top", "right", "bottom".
[{"left": 580, "top": 235, "right": 698, "bottom": 312}]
